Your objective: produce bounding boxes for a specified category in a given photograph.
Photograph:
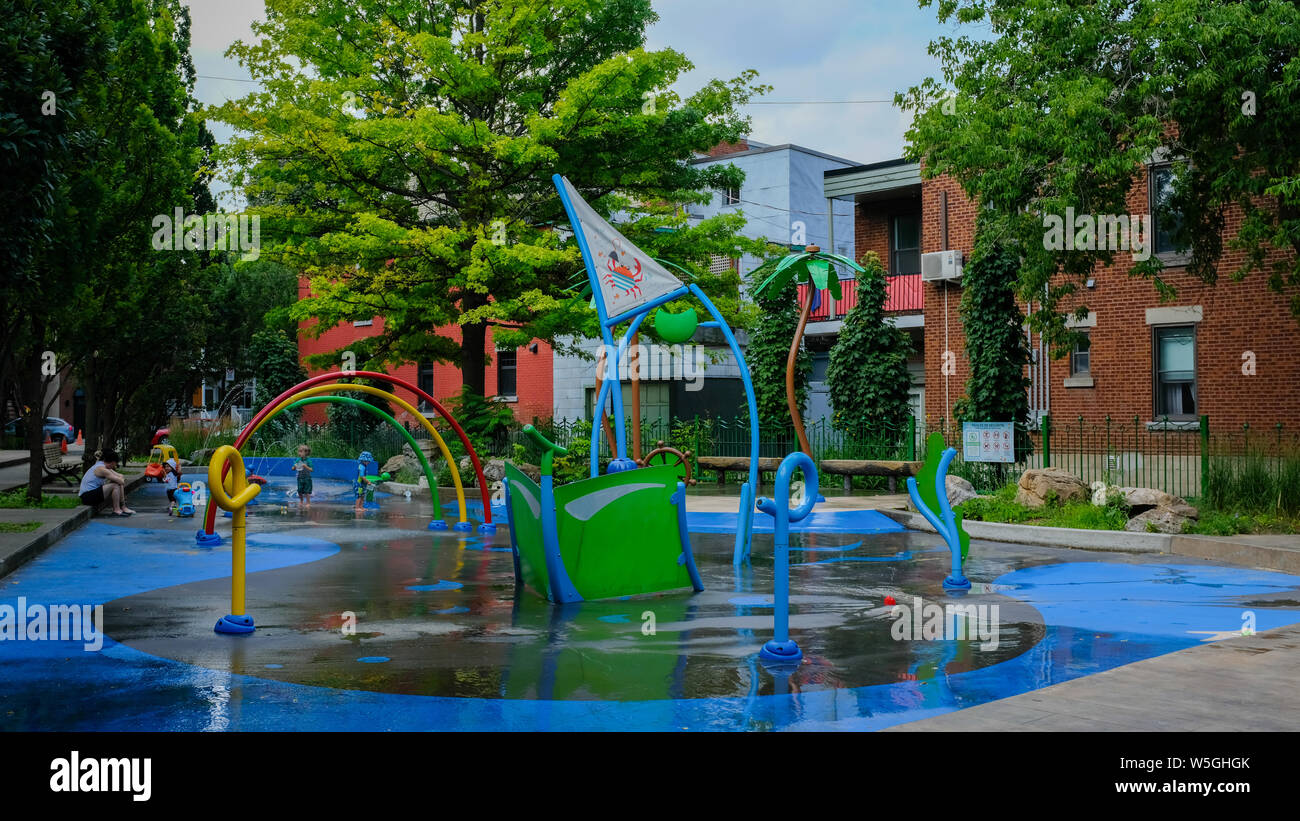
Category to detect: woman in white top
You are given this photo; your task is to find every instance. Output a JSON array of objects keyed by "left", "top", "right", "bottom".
[{"left": 78, "top": 450, "right": 135, "bottom": 516}]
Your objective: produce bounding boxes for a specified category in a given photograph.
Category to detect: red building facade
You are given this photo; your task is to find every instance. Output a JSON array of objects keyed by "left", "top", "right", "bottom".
[
  {"left": 829, "top": 158, "right": 1300, "bottom": 434},
  {"left": 295, "top": 278, "right": 553, "bottom": 427}
]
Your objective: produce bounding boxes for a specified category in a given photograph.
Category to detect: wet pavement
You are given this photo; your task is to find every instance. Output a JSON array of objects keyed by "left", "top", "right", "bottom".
[{"left": 2, "top": 475, "right": 1299, "bottom": 731}]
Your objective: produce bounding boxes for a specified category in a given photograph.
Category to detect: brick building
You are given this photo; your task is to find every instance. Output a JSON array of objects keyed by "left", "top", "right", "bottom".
[
  {"left": 296, "top": 278, "right": 553, "bottom": 427},
  {"left": 824, "top": 158, "right": 1300, "bottom": 434}
]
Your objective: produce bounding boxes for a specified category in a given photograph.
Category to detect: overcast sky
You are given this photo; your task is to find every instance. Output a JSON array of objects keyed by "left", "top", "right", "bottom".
[{"left": 184, "top": 0, "right": 958, "bottom": 205}]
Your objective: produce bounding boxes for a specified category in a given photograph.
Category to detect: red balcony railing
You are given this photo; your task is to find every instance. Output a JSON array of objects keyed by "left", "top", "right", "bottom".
[
  {"left": 885, "top": 273, "right": 923, "bottom": 312},
  {"left": 795, "top": 274, "right": 923, "bottom": 321}
]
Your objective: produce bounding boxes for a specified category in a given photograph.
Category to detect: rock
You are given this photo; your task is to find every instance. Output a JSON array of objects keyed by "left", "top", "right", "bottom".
[
  {"left": 1015, "top": 467, "right": 1087, "bottom": 508},
  {"left": 189, "top": 448, "right": 214, "bottom": 465},
  {"left": 518, "top": 463, "right": 541, "bottom": 483},
  {"left": 1090, "top": 481, "right": 1117, "bottom": 506},
  {"left": 1125, "top": 507, "right": 1195, "bottom": 534},
  {"left": 1118, "top": 486, "right": 1186, "bottom": 514},
  {"left": 946, "top": 475, "right": 979, "bottom": 507},
  {"left": 381, "top": 453, "right": 413, "bottom": 476}
]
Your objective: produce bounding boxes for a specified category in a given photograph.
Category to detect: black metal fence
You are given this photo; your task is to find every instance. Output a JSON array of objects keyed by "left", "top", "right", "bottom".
[{"left": 509, "top": 414, "right": 1299, "bottom": 502}]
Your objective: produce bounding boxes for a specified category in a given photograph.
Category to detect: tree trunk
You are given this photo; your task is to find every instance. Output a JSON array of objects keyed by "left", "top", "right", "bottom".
[
  {"left": 82, "top": 369, "right": 100, "bottom": 470},
  {"left": 786, "top": 289, "right": 814, "bottom": 457},
  {"left": 21, "top": 364, "right": 43, "bottom": 503},
  {"left": 461, "top": 319, "right": 487, "bottom": 398}
]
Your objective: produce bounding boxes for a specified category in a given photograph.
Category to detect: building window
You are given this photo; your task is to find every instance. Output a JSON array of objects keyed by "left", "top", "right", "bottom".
[
  {"left": 353, "top": 318, "right": 374, "bottom": 327},
  {"left": 497, "top": 350, "right": 517, "bottom": 398},
  {"left": 892, "top": 215, "right": 921, "bottom": 276},
  {"left": 1070, "top": 331, "right": 1090, "bottom": 376},
  {"left": 417, "top": 361, "right": 434, "bottom": 411},
  {"left": 1154, "top": 325, "right": 1195, "bottom": 419},
  {"left": 720, "top": 186, "right": 739, "bottom": 206},
  {"left": 1150, "top": 163, "right": 1189, "bottom": 258}
]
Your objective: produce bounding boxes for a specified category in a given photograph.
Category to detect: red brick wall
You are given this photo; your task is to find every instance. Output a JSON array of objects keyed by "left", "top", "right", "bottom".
[
  {"left": 909, "top": 171, "right": 1300, "bottom": 431},
  {"left": 854, "top": 198, "right": 918, "bottom": 271},
  {"left": 704, "top": 139, "right": 750, "bottom": 158},
  {"left": 920, "top": 174, "right": 977, "bottom": 428},
  {"left": 296, "top": 278, "right": 553, "bottom": 427}
]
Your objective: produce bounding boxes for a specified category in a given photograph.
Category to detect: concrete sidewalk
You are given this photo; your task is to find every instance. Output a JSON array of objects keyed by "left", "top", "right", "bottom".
[
  {"left": 0, "top": 470, "right": 148, "bottom": 579},
  {"left": 885, "top": 622, "right": 1300, "bottom": 732}
]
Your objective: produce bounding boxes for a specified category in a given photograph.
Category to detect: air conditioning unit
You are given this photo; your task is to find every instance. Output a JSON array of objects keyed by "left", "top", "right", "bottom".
[{"left": 921, "top": 249, "right": 963, "bottom": 283}]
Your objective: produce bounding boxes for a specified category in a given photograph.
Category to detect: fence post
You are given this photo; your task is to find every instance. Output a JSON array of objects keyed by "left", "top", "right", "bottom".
[
  {"left": 1041, "top": 414, "right": 1051, "bottom": 469},
  {"left": 1200, "top": 414, "right": 1209, "bottom": 500},
  {"left": 907, "top": 415, "right": 916, "bottom": 461}
]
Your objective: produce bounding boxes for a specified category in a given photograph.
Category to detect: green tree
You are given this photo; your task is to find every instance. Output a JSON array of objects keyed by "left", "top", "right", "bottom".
[
  {"left": 55, "top": 0, "right": 216, "bottom": 463},
  {"left": 242, "top": 329, "right": 307, "bottom": 440},
  {"left": 898, "top": 0, "right": 1300, "bottom": 343},
  {"left": 212, "top": 0, "right": 767, "bottom": 396},
  {"left": 0, "top": 0, "right": 110, "bottom": 498},
  {"left": 2, "top": 0, "right": 214, "bottom": 495},
  {"left": 826, "top": 251, "right": 914, "bottom": 447},
  {"left": 952, "top": 240, "right": 1030, "bottom": 440},
  {"left": 326, "top": 378, "right": 393, "bottom": 443}
]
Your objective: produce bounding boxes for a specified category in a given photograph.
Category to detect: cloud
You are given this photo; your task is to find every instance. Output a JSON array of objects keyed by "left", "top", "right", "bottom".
[{"left": 645, "top": 0, "right": 946, "bottom": 163}]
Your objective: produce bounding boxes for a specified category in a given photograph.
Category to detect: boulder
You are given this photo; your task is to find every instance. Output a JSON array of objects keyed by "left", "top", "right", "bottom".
[
  {"left": 946, "top": 475, "right": 980, "bottom": 507},
  {"left": 189, "top": 448, "right": 214, "bottom": 465},
  {"left": 1117, "top": 486, "right": 1185, "bottom": 514},
  {"left": 458, "top": 456, "right": 509, "bottom": 486},
  {"left": 381, "top": 452, "right": 414, "bottom": 476},
  {"left": 1125, "top": 507, "right": 1195, "bottom": 534},
  {"left": 1015, "top": 467, "right": 1088, "bottom": 508}
]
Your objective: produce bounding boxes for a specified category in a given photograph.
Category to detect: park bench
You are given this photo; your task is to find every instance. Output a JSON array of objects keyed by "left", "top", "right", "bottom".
[
  {"left": 819, "top": 459, "right": 923, "bottom": 494},
  {"left": 696, "top": 455, "right": 786, "bottom": 488},
  {"left": 43, "top": 442, "right": 81, "bottom": 486}
]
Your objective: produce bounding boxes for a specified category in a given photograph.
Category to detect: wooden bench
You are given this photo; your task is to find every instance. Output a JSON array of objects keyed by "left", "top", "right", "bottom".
[
  {"left": 819, "top": 459, "right": 923, "bottom": 493},
  {"left": 43, "top": 442, "right": 81, "bottom": 486},
  {"left": 696, "top": 456, "right": 786, "bottom": 488}
]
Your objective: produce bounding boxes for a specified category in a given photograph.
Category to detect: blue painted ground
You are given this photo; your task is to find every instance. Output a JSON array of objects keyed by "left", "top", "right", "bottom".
[
  {"left": 686, "top": 508, "right": 904, "bottom": 534},
  {"left": 2, "top": 479, "right": 1299, "bottom": 731}
]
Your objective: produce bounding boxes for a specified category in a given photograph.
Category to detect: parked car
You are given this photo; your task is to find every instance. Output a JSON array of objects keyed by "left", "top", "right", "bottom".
[
  {"left": 3, "top": 417, "right": 76, "bottom": 443},
  {"left": 151, "top": 428, "right": 170, "bottom": 446}
]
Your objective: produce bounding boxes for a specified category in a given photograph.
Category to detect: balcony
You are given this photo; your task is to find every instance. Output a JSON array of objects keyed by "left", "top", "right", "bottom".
[{"left": 796, "top": 274, "right": 923, "bottom": 322}]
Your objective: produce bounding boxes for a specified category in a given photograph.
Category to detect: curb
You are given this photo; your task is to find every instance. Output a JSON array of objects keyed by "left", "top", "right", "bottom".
[
  {"left": 876, "top": 507, "right": 1170, "bottom": 554},
  {"left": 1170, "top": 534, "right": 1300, "bottom": 574},
  {"left": 0, "top": 473, "right": 148, "bottom": 580},
  {"left": 879, "top": 507, "right": 1300, "bottom": 572},
  {"left": 0, "top": 506, "right": 92, "bottom": 579}
]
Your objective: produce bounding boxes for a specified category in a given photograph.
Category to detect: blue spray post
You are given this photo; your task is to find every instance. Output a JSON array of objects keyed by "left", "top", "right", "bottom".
[
  {"left": 755, "top": 452, "right": 819, "bottom": 664},
  {"left": 906, "top": 447, "right": 971, "bottom": 591}
]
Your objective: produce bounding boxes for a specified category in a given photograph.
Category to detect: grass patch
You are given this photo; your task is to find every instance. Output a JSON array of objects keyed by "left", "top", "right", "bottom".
[
  {"left": 958, "top": 482, "right": 1130, "bottom": 530},
  {"left": 0, "top": 489, "right": 81, "bottom": 509},
  {"left": 1185, "top": 510, "right": 1300, "bottom": 536},
  {"left": 0, "top": 521, "right": 41, "bottom": 534}
]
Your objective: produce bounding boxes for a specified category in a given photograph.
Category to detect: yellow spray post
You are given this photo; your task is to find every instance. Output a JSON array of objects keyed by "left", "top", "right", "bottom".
[{"left": 209, "top": 445, "right": 261, "bottom": 634}]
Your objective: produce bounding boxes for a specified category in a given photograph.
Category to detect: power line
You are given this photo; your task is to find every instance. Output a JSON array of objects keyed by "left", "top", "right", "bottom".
[
  {"left": 196, "top": 74, "right": 261, "bottom": 84},
  {"left": 743, "top": 99, "right": 895, "bottom": 105},
  {"left": 196, "top": 75, "right": 899, "bottom": 108}
]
